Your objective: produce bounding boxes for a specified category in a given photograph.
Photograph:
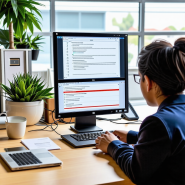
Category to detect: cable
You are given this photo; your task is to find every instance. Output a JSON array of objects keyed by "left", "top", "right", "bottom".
[
  {"left": 29, "top": 109, "right": 143, "bottom": 135},
  {"left": 96, "top": 116, "right": 143, "bottom": 124},
  {"left": 96, "top": 117, "right": 122, "bottom": 121},
  {"left": 28, "top": 108, "right": 74, "bottom": 136}
]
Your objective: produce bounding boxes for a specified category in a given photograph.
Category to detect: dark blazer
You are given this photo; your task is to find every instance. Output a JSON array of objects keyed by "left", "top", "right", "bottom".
[{"left": 108, "top": 95, "right": 185, "bottom": 185}]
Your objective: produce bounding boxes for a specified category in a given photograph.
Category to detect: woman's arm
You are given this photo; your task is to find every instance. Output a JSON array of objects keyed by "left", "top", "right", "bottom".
[
  {"left": 127, "top": 130, "right": 138, "bottom": 144},
  {"left": 107, "top": 116, "right": 170, "bottom": 184}
]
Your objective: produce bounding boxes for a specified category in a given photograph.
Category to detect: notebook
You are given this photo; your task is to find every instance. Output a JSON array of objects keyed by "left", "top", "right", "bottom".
[
  {"left": 21, "top": 137, "right": 61, "bottom": 150},
  {"left": 0, "top": 148, "right": 62, "bottom": 171}
]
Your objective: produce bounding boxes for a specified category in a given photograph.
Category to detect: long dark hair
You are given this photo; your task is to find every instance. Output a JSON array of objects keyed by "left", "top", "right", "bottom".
[{"left": 138, "top": 38, "right": 185, "bottom": 96}]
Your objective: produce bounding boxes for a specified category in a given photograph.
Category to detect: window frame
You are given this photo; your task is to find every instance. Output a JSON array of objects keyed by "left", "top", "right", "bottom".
[{"left": 34, "top": 0, "right": 185, "bottom": 69}]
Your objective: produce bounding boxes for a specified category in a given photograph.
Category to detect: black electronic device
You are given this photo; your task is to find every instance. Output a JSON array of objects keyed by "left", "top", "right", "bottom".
[
  {"left": 4, "top": 146, "right": 27, "bottom": 152},
  {"left": 53, "top": 32, "right": 129, "bottom": 146},
  {"left": 61, "top": 131, "right": 113, "bottom": 148},
  {"left": 121, "top": 102, "right": 139, "bottom": 120}
]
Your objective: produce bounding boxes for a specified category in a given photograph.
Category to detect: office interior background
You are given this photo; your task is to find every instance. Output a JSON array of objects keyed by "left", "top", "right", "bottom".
[{"left": 1, "top": 0, "right": 184, "bottom": 104}]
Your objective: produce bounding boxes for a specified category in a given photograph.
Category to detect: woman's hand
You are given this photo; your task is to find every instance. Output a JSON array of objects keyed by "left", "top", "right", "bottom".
[
  {"left": 113, "top": 130, "right": 129, "bottom": 143},
  {"left": 95, "top": 131, "right": 118, "bottom": 153}
]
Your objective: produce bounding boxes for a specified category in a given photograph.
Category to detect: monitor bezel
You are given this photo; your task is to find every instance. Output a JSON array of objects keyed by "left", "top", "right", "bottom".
[{"left": 53, "top": 32, "right": 128, "bottom": 118}]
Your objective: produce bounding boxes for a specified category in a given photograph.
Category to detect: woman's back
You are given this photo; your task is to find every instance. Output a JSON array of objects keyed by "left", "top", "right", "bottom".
[{"left": 137, "top": 95, "right": 185, "bottom": 185}]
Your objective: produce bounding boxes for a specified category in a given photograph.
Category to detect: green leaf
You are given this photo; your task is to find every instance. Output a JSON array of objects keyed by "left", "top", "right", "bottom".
[
  {"left": 10, "top": 94, "right": 16, "bottom": 100},
  {"left": 25, "top": 87, "right": 32, "bottom": 96},
  {"left": 3, "top": 16, "right": 8, "bottom": 27},
  {"left": 20, "top": 98, "right": 25, "bottom": 102},
  {"left": 30, "top": 6, "right": 42, "bottom": 18},
  {"left": 37, "top": 84, "right": 45, "bottom": 92},
  {"left": 9, "top": 80, "right": 15, "bottom": 94},
  {"left": 6, "top": 8, "right": 11, "bottom": 27},
  {"left": 15, "top": 94, "right": 19, "bottom": 100},
  {"left": 26, "top": 12, "right": 42, "bottom": 31},
  {"left": 25, "top": 95, "right": 30, "bottom": 102},
  {"left": 0, "top": 9, "right": 7, "bottom": 20},
  {"left": 0, "top": 84, "right": 12, "bottom": 95},
  {"left": 11, "top": 0, "right": 18, "bottom": 18},
  {"left": 26, "top": 76, "right": 30, "bottom": 87},
  {"left": 17, "top": 87, "right": 22, "bottom": 97},
  {"left": 9, "top": 9, "right": 17, "bottom": 23},
  {"left": 0, "top": 28, "right": 9, "bottom": 49},
  {"left": 15, "top": 16, "right": 23, "bottom": 38},
  {"left": 23, "top": 22, "right": 27, "bottom": 31},
  {"left": 25, "top": 14, "right": 33, "bottom": 34},
  {"left": 17, "top": 5, "right": 25, "bottom": 19}
]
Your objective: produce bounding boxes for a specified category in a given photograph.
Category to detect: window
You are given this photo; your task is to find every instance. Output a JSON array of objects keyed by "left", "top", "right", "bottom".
[
  {"left": 1, "top": 0, "right": 185, "bottom": 71},
  {"left": 55, "top": 2, "right": 139, "bottom": 33},
  {"left": 34, "top": 1, "right": 50, "bottom": 32},
  {"left": 32, "top": 36, "right": 51, "bottom": 71},
  {"left": 145, "top": 3, "right": 185, "bottom": 32},
  {"left": 144, "top": 35, "right": 185, "bottom": 46}
]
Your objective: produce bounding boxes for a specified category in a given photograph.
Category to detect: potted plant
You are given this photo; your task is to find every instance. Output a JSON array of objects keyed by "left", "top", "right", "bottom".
[
  {"left": 15, "top": 33, "right": 44, "bottom": 60},
  {"left": 0, "top": 0, "right": 43, "bottom": 49},
  {"left": 27, "top": 34, "right": 44, "bottom": 60},
  {"left": 0, "top": 29, "right": 44, "bottom": 60},
  {"left": 0, "top": 73, "right": 53, "bottom": 126}
]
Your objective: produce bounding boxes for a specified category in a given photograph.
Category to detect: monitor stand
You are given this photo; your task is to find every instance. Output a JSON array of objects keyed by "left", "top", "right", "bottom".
[{"left": 70, "top": 115, "right": 103, "bottom": 133}]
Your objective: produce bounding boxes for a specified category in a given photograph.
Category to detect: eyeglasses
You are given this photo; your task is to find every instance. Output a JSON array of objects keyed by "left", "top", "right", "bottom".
[{"left": 133, "top": 74, "right": 140, "bottom": 84}]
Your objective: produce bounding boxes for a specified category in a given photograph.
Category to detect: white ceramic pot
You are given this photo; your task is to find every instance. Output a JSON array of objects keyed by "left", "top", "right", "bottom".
[{"left": 6, "top": 100, "right": 44, "bottom": 126}]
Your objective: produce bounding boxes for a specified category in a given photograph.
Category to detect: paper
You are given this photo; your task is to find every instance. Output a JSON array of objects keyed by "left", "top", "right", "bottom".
[{"left": 21, "top": 137, "right": 61, "bottom": 150}]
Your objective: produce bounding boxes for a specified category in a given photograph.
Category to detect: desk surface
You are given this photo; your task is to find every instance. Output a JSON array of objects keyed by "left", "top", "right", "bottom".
[{"left": 0, "top": 105, "right": 157, "bottom": 185}]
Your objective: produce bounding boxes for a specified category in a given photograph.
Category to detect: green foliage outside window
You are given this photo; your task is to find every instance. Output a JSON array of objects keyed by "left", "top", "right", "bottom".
[
  {"left": 168, "top": 26, "right": 176, "bottom": 31},
  {"left": 128, "top": 53, "right": 133, "bottom": 63},
  {"left": 112, "top": 13, "right": 134, "bottom": 31}
]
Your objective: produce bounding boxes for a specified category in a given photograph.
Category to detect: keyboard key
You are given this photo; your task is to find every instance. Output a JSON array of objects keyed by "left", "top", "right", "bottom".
[
  {"left": 9, "top": 152, "right": 42, "bottom": 166},
  {"left": 70, "top": 131, "right": 113, "bottom": 142}
]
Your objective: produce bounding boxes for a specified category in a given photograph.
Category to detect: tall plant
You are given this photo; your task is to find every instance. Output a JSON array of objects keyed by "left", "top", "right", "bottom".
[{"left": 0, "top": 0, "right": 44, "bottom": 49}]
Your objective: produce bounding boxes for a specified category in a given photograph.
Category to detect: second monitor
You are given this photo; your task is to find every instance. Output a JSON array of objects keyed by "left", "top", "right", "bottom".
[{"left": 53, "top": 32, "right": 128, "bottom": 133}]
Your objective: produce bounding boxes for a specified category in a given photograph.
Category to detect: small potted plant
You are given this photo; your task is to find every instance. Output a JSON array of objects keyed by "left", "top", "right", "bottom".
[
  {"left": 0, "top": 73, "right": 53, "bottom": 126},
  {"left": 27, "top": 34, "right": 44, "bottom": 60},
  {"left": 0, "top": 30, "right": 44, "bottom": 60}
]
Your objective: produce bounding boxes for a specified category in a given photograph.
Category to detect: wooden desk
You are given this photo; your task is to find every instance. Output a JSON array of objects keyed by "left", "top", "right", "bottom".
[
  {"left": 0, "top": 105, "right": 157, "bottom": 185},
  {"left": 0, "top": 120, "right": 141, "bottom": 185}
]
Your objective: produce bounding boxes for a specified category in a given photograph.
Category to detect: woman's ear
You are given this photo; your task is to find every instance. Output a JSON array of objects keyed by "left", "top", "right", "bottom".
[{"left": 144, "top": 75, "right": 153, "bottom": 92}]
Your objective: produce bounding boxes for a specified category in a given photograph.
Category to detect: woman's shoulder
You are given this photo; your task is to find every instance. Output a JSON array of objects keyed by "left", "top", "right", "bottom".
[{"left": 141, "top": 103, "right": 185, "bottom": 141}]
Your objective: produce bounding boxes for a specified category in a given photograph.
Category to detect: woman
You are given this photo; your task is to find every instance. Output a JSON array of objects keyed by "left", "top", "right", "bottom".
[{"left": 95, "top": 38, "right": 185, "bottom": 185}]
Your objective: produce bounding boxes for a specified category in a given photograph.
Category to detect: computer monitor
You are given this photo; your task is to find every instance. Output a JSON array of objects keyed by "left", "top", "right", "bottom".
[{"left": 53, "top": 32, "right": 128, "bottom": 133}]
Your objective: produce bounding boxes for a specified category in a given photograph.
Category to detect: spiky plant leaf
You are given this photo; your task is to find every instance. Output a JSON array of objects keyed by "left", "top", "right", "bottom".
[
  {"left": 15, "top": 94, "right": 19, "bottom": 100},
  {"left": 25, "top": 95, "right": 30, "bottom": 102},
  {"left": 20, "top": 98, "right": 25, "bottom": 102},
  {"left": 10, "top": 95, "right": 16, "bottom": 100},
  {"left": 0, "top": 73, "right": 53, "bottom": 102}
]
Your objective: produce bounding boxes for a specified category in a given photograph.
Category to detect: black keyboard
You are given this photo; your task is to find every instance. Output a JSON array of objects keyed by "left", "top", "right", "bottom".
[
  {"left": 9, "top": 152, "right": 42, "bottom": 166},
  {"left": 61, "top": 131, "right": 114, "bottom": 147},
  {"left": 70, "top": 131, "right": 108, "bottom": 141}
]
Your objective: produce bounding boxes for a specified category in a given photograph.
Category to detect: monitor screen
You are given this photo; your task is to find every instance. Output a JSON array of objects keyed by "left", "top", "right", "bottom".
[{"left": 53, "top": 32, "right": 128, "bottom": 119}]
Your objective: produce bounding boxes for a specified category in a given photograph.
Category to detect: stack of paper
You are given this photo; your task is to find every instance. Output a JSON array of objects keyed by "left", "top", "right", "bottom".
[{"left": 21, "top": 137, "right": 61, "bottom": 150}]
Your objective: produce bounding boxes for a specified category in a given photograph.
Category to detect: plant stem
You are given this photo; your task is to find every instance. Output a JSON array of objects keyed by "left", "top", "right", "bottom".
[{"left": 9, "top": 22, "right": 15, "bottom": 49}]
